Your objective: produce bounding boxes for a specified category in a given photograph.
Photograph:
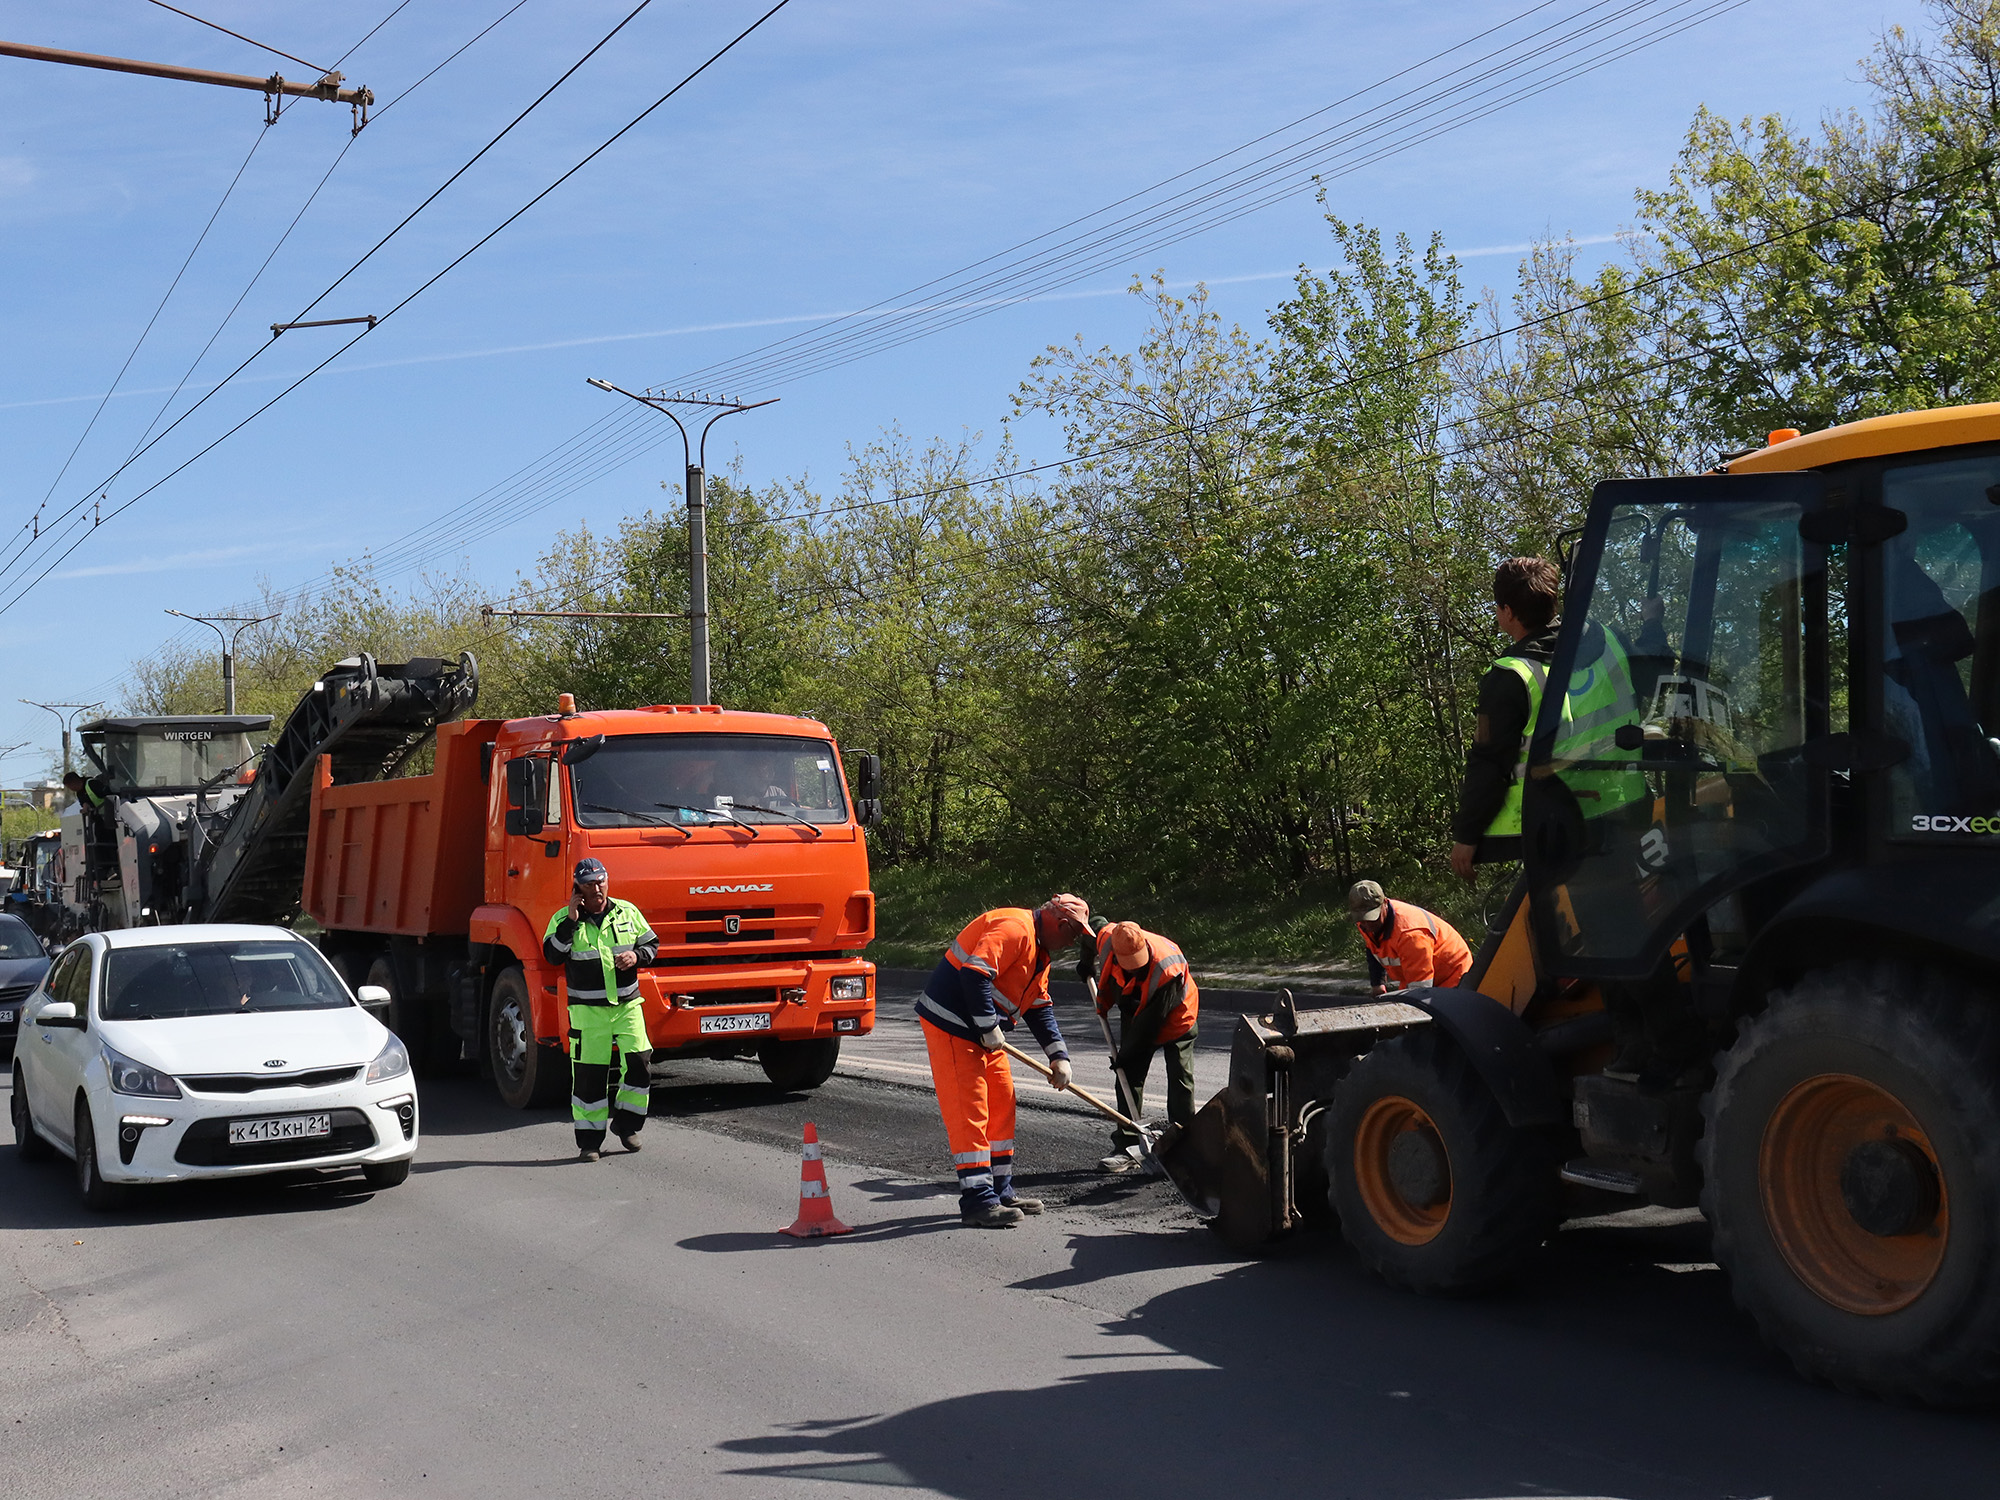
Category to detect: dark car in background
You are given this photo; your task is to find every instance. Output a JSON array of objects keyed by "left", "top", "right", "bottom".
[{"left": 0, "top": 912, "right": 52, "bottom": 1055}]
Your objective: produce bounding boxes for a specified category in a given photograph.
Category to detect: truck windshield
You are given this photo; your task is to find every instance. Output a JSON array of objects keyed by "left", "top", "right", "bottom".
[
  {"left": 101, "top": 939, "right": 351, "bottom": 1020},
  {"left": 570, "top": 733, "right": 850, "bottom": 829},
  {"left": 95, "top": 730, "right": 257, "bottom": 791}
]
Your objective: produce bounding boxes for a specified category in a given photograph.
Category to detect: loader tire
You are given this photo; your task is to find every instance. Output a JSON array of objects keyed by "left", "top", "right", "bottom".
[
  {"left": 1701, "top": 963, "right": 2000, "bottom": 1406},
  {"left": 488, "top": 966, "right": 566, "bottom": 1111},
  {"left": 1327, "top": 1027, "right": 1560, "bottom": 1294}
]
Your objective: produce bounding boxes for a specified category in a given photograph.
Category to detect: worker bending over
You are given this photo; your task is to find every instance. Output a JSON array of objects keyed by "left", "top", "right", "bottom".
[
  {"left": 918, "top": 895, "right": 1088, "bottom": 1227},
  {"left": 543, "top": 858, "right": 659, "bottom": 1161},
  {"left": 1348, "top": 880, "right": 1471, "bottom": 995},
  {"left": 1082, "top": 919, "right": 1199, "bottom": 1174}
]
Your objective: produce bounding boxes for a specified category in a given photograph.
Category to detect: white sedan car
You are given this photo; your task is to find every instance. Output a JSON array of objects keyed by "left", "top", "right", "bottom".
[{"left": 8, "top": 925, "right": 418, "bottom": 1208}]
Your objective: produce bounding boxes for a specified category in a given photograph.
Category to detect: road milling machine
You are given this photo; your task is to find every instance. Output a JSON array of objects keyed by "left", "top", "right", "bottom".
[{"left": 1161, "top": 402, "right": 2000, "bottom": 1406}]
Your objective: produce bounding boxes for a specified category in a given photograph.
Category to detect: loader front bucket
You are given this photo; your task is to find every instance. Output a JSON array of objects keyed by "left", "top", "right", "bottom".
[{"left": 1156, "top": 996, "right": 1436, "bottom": 1249}]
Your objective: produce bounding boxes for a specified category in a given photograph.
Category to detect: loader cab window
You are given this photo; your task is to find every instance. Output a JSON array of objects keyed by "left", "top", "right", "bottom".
[
  {"left": 1526, "top": 478, "right": 1827, "bottom": 975},
  {"left": 1879, "top": 455, "right": 2000, "bottom": 839}
]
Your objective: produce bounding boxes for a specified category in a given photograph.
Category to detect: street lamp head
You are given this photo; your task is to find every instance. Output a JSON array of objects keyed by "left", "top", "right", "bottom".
[{"left": 586, "top": 378, "right": 615, "bottom": 392}]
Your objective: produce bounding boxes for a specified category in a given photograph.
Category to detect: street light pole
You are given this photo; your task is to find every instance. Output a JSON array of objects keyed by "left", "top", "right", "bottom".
[
  {"left": 19, "top": 701, "right": 103, "bottom": 775},
  {"left": 165, "top": 610, "right": 279, "bottom": 714},
  {"left": 585, "top": 379, "right": 776, "bottom": 706}
]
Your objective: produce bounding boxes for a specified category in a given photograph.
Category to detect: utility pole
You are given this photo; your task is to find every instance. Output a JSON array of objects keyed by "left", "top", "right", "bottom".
[
  {"left": 585, "top": 380, "right": 776, "bottom": 706},
  {"left": 165, "top": 609, "right": 279, "bottom": 714},
  {"left": 20, "top": 701, "right": 103, "bottom": 776}
]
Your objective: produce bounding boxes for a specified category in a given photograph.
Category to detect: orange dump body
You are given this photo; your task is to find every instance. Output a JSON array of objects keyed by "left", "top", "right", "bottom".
[{"left": 302, "top": 705, "right": 876, "bottom": 1057}]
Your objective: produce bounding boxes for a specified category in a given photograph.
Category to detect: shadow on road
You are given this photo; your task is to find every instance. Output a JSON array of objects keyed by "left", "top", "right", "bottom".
[{"left": 714, "top": 1211, "right": 2000, "bottom": 1500}]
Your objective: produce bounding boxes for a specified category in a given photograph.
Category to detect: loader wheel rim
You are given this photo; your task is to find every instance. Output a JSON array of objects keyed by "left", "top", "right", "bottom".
[
  {"left": 1354, "top": 1095, "right": 1452, "bottom": 1246},
  {"left": 1760, "top": 1072, "right": 1948, "bottom": 1316}
]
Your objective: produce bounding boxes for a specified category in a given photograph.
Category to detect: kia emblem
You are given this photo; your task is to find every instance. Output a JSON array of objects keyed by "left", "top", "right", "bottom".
[
  {"left": 724, "top": 915, "right": 741, "bottom": 935},
  {"left": 263, "top": 1059, "right": 287, "bottom": 1069}
]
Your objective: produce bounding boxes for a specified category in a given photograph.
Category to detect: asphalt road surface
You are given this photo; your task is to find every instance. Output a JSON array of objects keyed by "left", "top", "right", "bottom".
[{"left": 6, "top": 986, "right": 2000, "bottom": 1499}]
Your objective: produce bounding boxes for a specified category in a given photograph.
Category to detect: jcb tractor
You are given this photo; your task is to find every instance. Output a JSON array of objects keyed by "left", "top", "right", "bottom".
[{"left": 1164, "top": 402, "right": 2000, "bottom": 1405}]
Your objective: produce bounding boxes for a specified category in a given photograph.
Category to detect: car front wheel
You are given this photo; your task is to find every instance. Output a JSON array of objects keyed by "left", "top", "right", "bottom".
[{"left": 73, "top": 1099, "right": 126, "bottom": 1211}]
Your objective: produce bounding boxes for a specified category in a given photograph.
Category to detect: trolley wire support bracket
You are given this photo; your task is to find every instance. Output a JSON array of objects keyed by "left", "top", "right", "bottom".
[
  {"left": 270, "top": 315, "right": 378, "bottom": 339},
  {"left": 0, "top": 39, "right": 372, "bottom": 129}
]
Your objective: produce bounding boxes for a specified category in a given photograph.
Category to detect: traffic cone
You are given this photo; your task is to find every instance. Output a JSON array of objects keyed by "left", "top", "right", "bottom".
[{"left": 780, "top": 1122, "right": 852, "bottom": 1238}]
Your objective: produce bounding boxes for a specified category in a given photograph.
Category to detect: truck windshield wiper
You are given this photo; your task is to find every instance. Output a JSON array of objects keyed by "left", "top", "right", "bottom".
[
  {"left": 581, "top": 801, "right": 686, "bottom": 834},
  {"left": 726, "top": 800, "right": 825, "bottom": 838},
  {"left": 654, "top": 802, "right": 759, "bottom": 839}
]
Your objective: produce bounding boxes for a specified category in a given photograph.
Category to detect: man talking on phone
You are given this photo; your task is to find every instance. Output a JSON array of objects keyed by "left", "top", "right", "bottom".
[{"left": 542, "top": 858, "right": 659, "bottom": 1161}]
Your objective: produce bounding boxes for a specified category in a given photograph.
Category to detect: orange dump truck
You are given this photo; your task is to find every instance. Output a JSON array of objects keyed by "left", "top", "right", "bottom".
[{"left": 300, "top": 700, "right": 879, "bottom": 1107}]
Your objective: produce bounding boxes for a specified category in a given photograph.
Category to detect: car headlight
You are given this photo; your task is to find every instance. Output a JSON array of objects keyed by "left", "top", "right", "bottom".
[
  {"left": 101, "top": 1043, "right": 181, "bottom": 1099},
  {"left": 366, "top": 1034, "right": 411, "bottom": 1083},
  {"left": 830, "top": 976, "right": 868, "bottom": 1000}
]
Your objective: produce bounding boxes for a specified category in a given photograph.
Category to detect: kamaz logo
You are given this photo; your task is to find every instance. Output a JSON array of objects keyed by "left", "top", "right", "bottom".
[
  {"left": 689, "top": 883, "right": 774, "bottom": 894},
  {"left": 1911, "top": 814, "right": 2000, "bottom": 834}
]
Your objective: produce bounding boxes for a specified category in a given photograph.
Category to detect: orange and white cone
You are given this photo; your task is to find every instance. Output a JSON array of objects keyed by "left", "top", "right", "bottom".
[{"left": 780, "top": 1122, "right": 852, "bottom": 1238}]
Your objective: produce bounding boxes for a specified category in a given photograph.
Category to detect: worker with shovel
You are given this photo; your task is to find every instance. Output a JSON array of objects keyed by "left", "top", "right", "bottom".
[
  {"left": 917, "top": 895, "right": 1089, "bottom": 1228},
  {"left": 1084, "top": 921, "right": 1199, "bottom": 1174}
]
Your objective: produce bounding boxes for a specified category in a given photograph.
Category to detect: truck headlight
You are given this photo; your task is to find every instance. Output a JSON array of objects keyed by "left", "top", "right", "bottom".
[
  {"left": 102, "top": 1043, "right": 181, "bottom": 1099},
  {"left": 366, "top": 1035, "right": 411, "bottom": 1083},
  {"left": 830, "top": 976, "right": 868, "bottom": 1000}
]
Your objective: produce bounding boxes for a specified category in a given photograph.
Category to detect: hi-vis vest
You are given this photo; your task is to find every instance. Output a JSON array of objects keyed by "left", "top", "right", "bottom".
[
  {"left": 1091, "top": 927, "right": 1198, "bottom": 1043},
  {"left": 1484, "top": 627, "right": 1647, "bottom": 839}
]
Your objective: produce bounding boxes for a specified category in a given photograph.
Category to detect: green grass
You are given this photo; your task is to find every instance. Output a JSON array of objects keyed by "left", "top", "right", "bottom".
[{"left": 866, "top": 859, "right": 1511, "bottom": 973}]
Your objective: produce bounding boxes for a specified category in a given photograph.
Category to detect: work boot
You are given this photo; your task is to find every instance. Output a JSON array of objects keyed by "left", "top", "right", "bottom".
[
  {"left": 999, "top": 1193, "right": 1044, "bottom": 1215},
  {"left": 577, "top": 1149, "right": 601, "bottom": 1163},
  {"left": 618, "top": 1133, "right": 642, "bottom": 1153},
  {"left": 960, "top": 1201, "right": 1025, "bottom": 1229},
  {"left": 1099, "top": 1149, "right": 1143, "bottom": 1174}
]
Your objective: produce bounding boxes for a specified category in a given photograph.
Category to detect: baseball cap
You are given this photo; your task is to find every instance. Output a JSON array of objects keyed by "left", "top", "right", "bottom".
[
  {"left": 573, "top": 857, "right": 609, "bottom": 888},
  {"left": 1040, "top": 893, "right": 1091, "bottom": 935},
  {"left": 1107, "top": 921, "right": 1150, "bottom": 968},
  {"left": 1347, "top": 880, "right": 1386, "bottom": 922}
]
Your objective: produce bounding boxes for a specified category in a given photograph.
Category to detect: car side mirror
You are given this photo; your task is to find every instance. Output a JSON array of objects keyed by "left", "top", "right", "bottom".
[
  {"left": 355, "top": 984, "right": 393, "bottom": 1020},
  {"left": 35, "top": 1000, "right": 83, "bottom": 1030}
]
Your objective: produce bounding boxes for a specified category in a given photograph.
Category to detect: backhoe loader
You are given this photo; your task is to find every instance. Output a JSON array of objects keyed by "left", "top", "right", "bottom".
[{"left": 1160, "top": 402, "right": 2000, "bottom": 1406}]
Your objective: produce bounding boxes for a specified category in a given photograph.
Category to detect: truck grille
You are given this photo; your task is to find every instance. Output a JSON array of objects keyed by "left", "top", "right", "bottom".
[
  {"left": 174, "top": 1108, "right": 376, "bottom": 1166},
  {"left": 180, "top": 1066, "right": 362, "bottom": 1094},
  {"left": 673, "top": 987, "right": 779, "bottom": 1009},
  {"left": 668, "top": 904, "right": 818, "bottom": 948}
]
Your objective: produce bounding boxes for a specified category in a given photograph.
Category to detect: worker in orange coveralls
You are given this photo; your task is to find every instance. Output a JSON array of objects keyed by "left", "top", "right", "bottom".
[
  {"left": 1348, "top": 879, "right": 1473, "bottom": 995},
  {"left": 917, "top": 895, "right": 1090, "bottom": 1228}
]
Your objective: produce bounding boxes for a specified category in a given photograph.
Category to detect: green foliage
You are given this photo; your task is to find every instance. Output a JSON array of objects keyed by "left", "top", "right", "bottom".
[{"left": 103, "top": 1, "right": 2000, "bottom": 964}]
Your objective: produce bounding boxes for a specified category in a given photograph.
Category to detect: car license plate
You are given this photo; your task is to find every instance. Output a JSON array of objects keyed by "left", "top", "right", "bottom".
[
  {"left": 228, "top": 1113, "right": 332, "bottom": 1145},
  {"left": 698, "top": 1012, "right": 771, "bottom": 1035},
  {"left": 0, "top": 1009, "right": 13, "bottom": 1025}
]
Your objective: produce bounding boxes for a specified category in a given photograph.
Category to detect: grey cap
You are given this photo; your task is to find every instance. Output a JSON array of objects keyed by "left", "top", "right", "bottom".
[{"left": 1347, "top": 879, "right": 1386, "bottom": 923}]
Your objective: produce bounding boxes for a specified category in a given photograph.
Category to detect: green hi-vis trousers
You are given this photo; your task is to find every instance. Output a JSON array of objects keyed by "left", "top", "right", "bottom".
[{"left": 569, "top": 1001, "right": 652, "bottom": 1149}]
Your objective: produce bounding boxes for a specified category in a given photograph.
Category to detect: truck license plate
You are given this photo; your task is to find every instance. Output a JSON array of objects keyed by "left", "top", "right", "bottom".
[
  {"left": 228, "top": 1113, "right": 332, "bottom": 1145},
  {"left": 698, "top": 1013, "right": 771, "bottom": 1035}
]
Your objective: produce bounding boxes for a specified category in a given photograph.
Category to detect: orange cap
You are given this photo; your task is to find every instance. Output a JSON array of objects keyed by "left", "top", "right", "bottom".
[{"left": 1108, "top": 921, "right": 1150, "bottom": 969}]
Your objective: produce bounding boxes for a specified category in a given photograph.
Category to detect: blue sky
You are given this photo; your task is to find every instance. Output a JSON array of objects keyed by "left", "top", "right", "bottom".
[{"left": 0, "top": 0, "right": 1925, "bottom": 770}]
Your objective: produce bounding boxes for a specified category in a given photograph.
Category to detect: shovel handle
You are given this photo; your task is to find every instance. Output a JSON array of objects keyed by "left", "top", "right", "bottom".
[{"left": 998, "top": 1039, "right": 1144, "bottom": 1133}]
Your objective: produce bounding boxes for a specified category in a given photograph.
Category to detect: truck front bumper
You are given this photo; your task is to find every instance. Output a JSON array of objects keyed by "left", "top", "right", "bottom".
[{"left": 635, "top": 957, "right": 875, "bottom": 1054}]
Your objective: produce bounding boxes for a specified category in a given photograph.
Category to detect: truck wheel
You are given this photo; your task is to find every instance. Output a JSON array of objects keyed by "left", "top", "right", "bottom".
[
  {"left": 488, "top": 966, "right": 566, "bottom": 1111},
  {"left": 758, "top": 1037, "right": 840, "bottom": 1092},
  {"left": 366, "top": 956, "right": 434, "bottom": 1075},
  {"left": 1327, "top": 1027, "right": 1559, "bottom": 1293},
  {"left": 12, "top": 1063, "right": 52, "bottom": 1161},
  {"left": 1701, "top": 962, "right": 2000, "bottom": 1405}
]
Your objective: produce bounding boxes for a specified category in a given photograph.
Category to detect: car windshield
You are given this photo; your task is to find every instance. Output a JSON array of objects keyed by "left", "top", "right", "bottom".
[
  {"left": 101, "top": 940, "right": 352, "bottom": 1020},
  {"left": 0, "top": 916, "right": 41, "bottom": 960},
  {"left": 570, "top": 733, "right": 850, "bottom": 829}
]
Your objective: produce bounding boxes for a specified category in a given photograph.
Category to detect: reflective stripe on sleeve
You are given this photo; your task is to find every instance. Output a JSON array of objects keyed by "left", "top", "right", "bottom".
[{"left": 947, "top": 941, "right": 999, "bottom": 977}]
